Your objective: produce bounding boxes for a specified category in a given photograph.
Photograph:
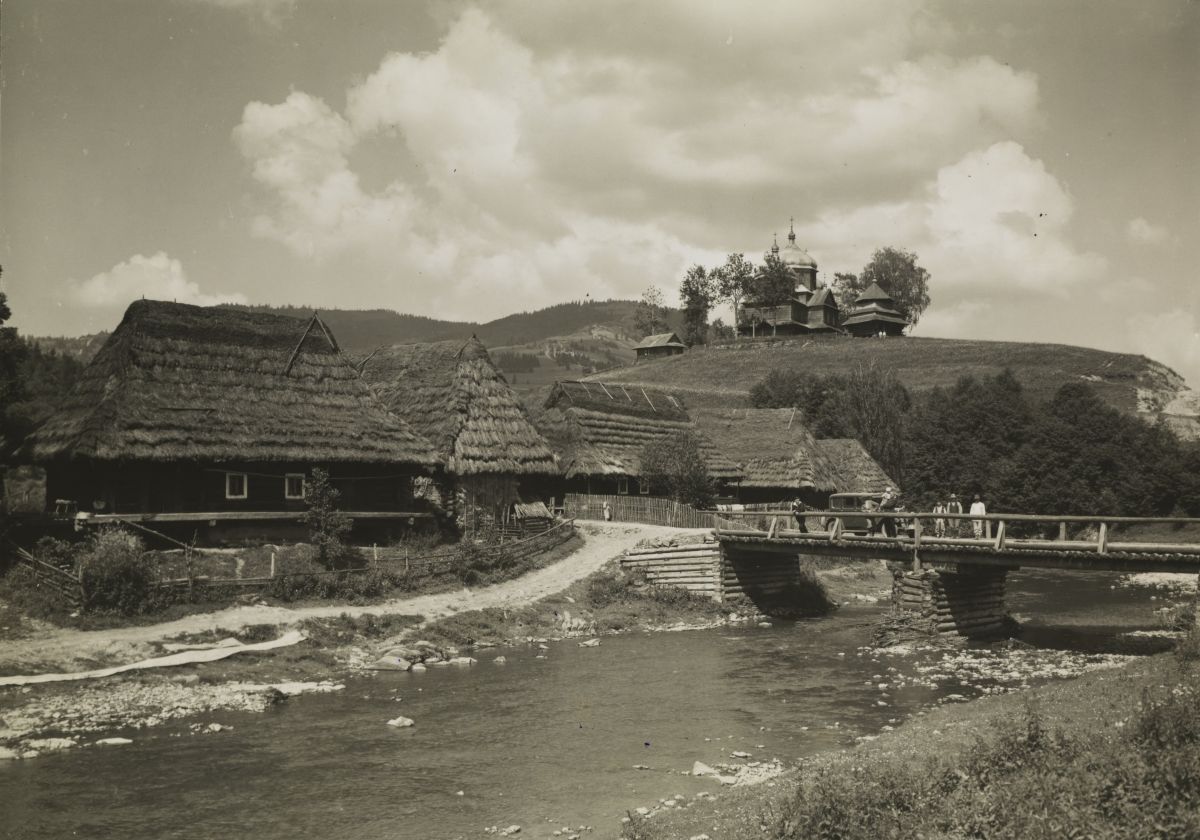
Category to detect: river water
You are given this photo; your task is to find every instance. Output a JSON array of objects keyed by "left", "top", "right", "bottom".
[{"left": 0, "top": 569, "right": 1182, "bottom": 840}]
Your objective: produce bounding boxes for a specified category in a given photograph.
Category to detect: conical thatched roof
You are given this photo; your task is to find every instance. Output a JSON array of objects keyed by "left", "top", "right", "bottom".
[
  {"left": 358, "top": 337, "right": 558, "bottom": 476},
  {"left": 534, "top": 381, "right": 741, "bottom": 480},
  {"left": 23, "top": 300, "right": 440, "bottom": 467},
  {"left": 813, "top": 438, "right": 896, "bottom": 493},
  {"left": 690, "top": 407, "right": 838, "bottom": 491}
]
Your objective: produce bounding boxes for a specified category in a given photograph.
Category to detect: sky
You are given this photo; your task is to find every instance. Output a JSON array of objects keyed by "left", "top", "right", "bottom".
[{"left": 2, "top": 0, "right": 1197, "bottom": 384}]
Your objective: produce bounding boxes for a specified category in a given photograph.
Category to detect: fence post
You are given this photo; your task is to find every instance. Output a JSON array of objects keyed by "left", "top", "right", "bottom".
[{"left": 270, "top": 551, "right": 276, "bottom": 578}]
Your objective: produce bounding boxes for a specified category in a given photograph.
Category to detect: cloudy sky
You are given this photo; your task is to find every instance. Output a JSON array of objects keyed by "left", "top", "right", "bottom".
[{"left": 2, "top": 1, "right": 1197, "bottom": 383}]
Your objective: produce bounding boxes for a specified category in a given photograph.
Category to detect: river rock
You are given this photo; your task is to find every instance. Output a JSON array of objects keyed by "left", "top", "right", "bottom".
[
  {"left": 691, "top": 761, "right": 717, "bottom": 777},
  {"left": 387, "top": 716, "right": 415, "bottom": 728},
  {"left": 95, "top": 737, "right": 133, "bottom": 746},
  {"left": 25, "top": 738, "right": 75, "bottom": 752},
  {"left": 447, "top": 656, "right": 477, "bottom": 666},
  {"left": 493, "top": 656, "right": 507, "bottom": 664},
  {"left": 578, "top": 638, "right": 600, "bottom": 648},
  {"left": 410, "top": 663, "right": 427, "bottom": 672},
  {"left": 0, "top": 747, "right": 19, "bottom": 761},
  {"left": 499, "top": 826, "right": 521, "bottom": 836},
  {"left": 369, "top": 656, "right": 413, "bottom": 672},
  {"left": 731, "top": 750, "right": 752, "bottom": 758}
]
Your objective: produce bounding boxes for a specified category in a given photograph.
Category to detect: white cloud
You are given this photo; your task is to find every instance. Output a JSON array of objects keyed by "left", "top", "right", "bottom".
[
  {"left": 1127, "top": 309, "right": 1200, "bottom": 388},
  {"left": 1126, "top": 216, "right": 1170, "bottom": 245},
  {"left": 73, "top": 252, "right": 247, "bottom": 309},
  {"left": 229, "top": 6, "right": 1071, "bottom": 323}
]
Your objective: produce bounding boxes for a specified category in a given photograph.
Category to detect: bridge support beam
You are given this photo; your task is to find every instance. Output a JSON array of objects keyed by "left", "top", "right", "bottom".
[{"left": 890, "top": 564, "right": 1010, "bottom": 638}]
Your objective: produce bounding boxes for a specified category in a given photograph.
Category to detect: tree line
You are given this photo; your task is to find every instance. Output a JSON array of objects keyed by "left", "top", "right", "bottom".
[{"left": 751, "top": 365, "right": 1200, "bottom": 519}]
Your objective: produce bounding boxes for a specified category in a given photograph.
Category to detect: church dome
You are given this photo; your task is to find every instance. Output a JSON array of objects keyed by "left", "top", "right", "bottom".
[{"left": 777, "top": 221, "right": 817, "bottom": 269}]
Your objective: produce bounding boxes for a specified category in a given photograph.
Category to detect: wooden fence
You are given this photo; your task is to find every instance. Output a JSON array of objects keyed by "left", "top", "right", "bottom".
[
  {"left": 564, "top": 493, "right": 717, "bottom": 529},
  {"left": 152, "top": 518, "right": 578, "bottom": 593},
  {"left": 7, "top": 542, "right": 82, "bottom": 607}
]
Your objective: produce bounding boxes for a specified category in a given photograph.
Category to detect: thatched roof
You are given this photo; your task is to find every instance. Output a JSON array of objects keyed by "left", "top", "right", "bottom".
[
  {"left": 813, "top": 438, "right": 896, "bottom": 494},
  {"left": 358, "top": 337, "right": 558, "bottom": 476},
  {"left": 690, "top": 408, "right": 838, "bottom": 491},
  {"left": 24, "top": 300, "right": 440, "bottom": 467},
  {"left": 535, "top": 381, "right": 741, "bottom": 480}
]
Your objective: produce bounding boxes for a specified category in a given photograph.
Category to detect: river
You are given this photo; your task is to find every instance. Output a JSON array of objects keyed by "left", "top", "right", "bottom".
[{"left": 0, "top": 569, "right": 1181, "bottom": 840}]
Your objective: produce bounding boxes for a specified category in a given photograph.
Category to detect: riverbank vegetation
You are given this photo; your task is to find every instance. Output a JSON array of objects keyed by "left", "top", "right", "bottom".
[{"left": 625, "top": 624, "right": 1200, "bottom": 840}]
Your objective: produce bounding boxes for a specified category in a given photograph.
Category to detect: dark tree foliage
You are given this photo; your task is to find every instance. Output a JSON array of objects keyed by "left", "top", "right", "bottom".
[
  {"left": 748, "top": 254, "right": 798, "bottom": 336},
  {"left": 903, "top": 370, "right": 1032, "bottom": 506},
  {"left": 679, "top": 264, "right": 716, "bottom": 347},
  {"left": 712, "top": 252, "right": 756, "bottom": 337},
  {"left": 303, "top": 467, "right": 356, "bottom": 569},
  {"left": 992, "top": 383, "right": 1199, "bottom": 518},
  {"left": 2, "top": 338, "right": 86, "bottom": 451},
  {"left": 639, "top": 431, "right": 715, "bottom": 509},
  {"left": 835, "top": 247, "right": 932, "bottom": 326},
  {"left": 633, "top": 287, "right": 671, "bottom": 338},
  {"left": 748, "top": 369, "right": 849, "bottom": 438},
  {"left": 0, "top": 291, "right": 28, "bottom": 454}
]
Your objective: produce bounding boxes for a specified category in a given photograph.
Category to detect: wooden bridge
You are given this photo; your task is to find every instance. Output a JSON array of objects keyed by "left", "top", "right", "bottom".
[{"left": 712, "top": 511, "right": 1200, "bottom": 638}]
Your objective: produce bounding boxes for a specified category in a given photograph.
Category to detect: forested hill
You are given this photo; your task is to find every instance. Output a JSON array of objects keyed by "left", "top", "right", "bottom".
[
  {"left": 29, "top": 299, "right": 661, "bottom": 360},
  {"left": 222, "top": 299, "right": 655, "bottom": 354},
  {"left": 587, "top": 335, "right": 1194, "bottom": 432}
]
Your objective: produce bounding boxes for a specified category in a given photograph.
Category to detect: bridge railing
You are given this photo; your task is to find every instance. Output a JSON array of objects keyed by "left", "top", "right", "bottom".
[{"left": 707, "top": 509, "right": 1200, "bottom": 556}]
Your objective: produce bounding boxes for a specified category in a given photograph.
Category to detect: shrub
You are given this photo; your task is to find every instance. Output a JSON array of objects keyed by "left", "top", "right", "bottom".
[
  {"left": 586, "top": 569, "right": 634, "bottom": 608},
  {"left": 1176, "top": 621, "right": 1200, "bottom": 663},
  {"left": 78, "top": 529, "right": 159, "bottom": 615}
]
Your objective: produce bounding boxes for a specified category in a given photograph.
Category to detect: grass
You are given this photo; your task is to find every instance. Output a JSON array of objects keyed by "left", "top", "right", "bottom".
[
  {"left": 589, "top": 334, "right": 1179, "bottom": 415},
  {"left": 627, "top": 623, "right": 1200, "bottom": 840}
]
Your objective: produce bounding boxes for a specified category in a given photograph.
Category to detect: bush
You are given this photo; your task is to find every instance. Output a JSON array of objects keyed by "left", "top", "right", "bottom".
[
  {"left": 77, "top": 529, "right": 162, "bottom": 615},
  {"left": 586, "top": 569, "right": 636, "bottom": 608},
  {"left": 1176, "top": 621, "right": 1200, "bottom": 663}
]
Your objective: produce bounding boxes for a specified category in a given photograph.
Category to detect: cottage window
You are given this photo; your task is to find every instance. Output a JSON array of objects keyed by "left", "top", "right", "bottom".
[
  {"left": 638, "top": 479, "right": 650, "bottom": 495},
  {"left": 617, "top": 477, "right": 629, "bottom": 495},
  {"left": 285, "top": 474, "right": 305, "bottom": 500},
  {"left": 225, "top": 472, "right": 248, "bottom": 500}
]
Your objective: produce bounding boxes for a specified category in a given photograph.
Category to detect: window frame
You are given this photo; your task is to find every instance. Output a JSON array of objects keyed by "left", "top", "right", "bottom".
[
  {"left": 225, "top": 472, "right": 249, "bottom": 500},
  {"left": 638, "top": 478, "right": 650, "bottom": 495},
  {"left": 284, "top": 473, "right": 306, "bottom": 500},
  {"left": 616, "top": 477, "right": 630, "bottom": 496}
]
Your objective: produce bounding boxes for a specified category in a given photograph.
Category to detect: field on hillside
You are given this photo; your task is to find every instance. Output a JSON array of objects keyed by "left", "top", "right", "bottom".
[{"left": 588, "top": 335, "right": 1185, "bottom": 414}]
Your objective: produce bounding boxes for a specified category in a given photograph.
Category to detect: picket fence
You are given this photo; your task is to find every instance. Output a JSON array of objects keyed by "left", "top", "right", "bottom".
[{"left": 563, "top": 493, "right": 723, "bottom": 529}]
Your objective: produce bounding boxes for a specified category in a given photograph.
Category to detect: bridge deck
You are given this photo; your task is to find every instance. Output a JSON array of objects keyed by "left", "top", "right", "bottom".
[{"left": 716, "top": 527, "right": 1200, "bottom": 574}]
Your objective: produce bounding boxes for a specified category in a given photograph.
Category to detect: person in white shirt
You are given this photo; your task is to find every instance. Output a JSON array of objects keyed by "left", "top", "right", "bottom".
[{"left": 969, "top": 494, "right": 987, "bottom": 538}]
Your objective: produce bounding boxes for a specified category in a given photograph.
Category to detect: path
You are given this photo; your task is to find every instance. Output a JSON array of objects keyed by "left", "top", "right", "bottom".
[{"left": 0, "top": 522, "right": 694, "bottom": 674}]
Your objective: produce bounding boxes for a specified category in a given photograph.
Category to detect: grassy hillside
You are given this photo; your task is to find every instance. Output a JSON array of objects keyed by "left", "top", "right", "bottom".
[{"left": 588, "top": 335, "right": 1186, "bottom": 416}]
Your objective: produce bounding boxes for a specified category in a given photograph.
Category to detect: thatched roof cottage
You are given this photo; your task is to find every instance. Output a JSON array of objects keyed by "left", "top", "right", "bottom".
[
  {"left": 690, "top": 408, "right": 840, "bottom": 504},
  {"left": 813, "top": 438, "right": 896, "bottom": 494},
  {"left": 634, "top": 332, "right": 686, "bottom": 362},
  {"left": 24, "top": 300, "right": 439, "bottom": 538},
  {"left": 358, "top": 337, "right": 559, "bottom": 526},
  {"left": 534, "top": 380, "right": 741, "bottom": 495}
]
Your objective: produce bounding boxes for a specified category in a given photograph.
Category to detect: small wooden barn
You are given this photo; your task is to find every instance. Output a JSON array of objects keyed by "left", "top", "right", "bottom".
[
  {"left": 358, "top": 337, "right": 560, "bottom": 529},
  {"left": 533, "top": 381, "right": 741, "bottom": 495},
  {"left": 813, "top": 438, "right": 896, "bottom": 493},
  {"left": 689, "top": 407, "right": 839, "bottom": 505},
  {"left": 23, "top": 300, "right": 440, "bottom": 540},
  {"left": 842, "top": 283, "right": 909, "bottom": 337},
  {"left": 634, "top": 332, "right": 687, "bottom": 362}
]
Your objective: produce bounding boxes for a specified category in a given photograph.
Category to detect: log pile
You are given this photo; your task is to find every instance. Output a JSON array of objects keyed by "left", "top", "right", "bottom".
[
  {"left": 621, "top": 541, "right": 723, "bottom": 600},
  {"left": 891, "top": 565, "right": 1009, "bottom": 638},
  {"left": 721, "top": 552, "right": 802, "bottom": 602}
]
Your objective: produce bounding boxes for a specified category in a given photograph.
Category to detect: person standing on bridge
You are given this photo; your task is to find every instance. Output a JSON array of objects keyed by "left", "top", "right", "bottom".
[
  {"left": 970, "top": 494, "right": 988, "bottom": 539},
  {"left": 790, "top": 497, "right": 809, "bottom": 533},
  {"left": 947, "top": 494, "right": 964, "bottom": 536},
  {"left": 933, "top": 499, "right": 948, "bottom": 538},
  {"left": 877, "top": 486, "right": 899, "bottom": 537}
]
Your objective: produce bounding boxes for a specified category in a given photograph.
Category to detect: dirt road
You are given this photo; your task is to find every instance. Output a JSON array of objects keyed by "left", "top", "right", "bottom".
[{"left": 0, "top": 522, "right": 695, "bottom": 674}]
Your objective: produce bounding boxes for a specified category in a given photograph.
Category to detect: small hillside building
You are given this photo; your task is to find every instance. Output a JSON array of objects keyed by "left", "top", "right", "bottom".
[
  {"left": 842, "top": 283, "right": 909, "bottom": 337},
  {"left": 23, "top": 300, "right": 440, "bottom": 541},
  {"left": 533, "top": 381, "right": 741, "bottom": 496},
  {"left": 634, "top": 332, "right": 686, "bottom": 362},
  {"left": 738, "top": 223, "right": 843, "bottom": 337},
  {"left": 358, "top": 337, "right": 560, "bottom": 528}
]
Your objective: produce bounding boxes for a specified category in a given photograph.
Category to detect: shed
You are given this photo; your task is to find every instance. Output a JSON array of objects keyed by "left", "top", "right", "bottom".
[{"left": 634, "top": 332, "right": 687, "bottom": 362}]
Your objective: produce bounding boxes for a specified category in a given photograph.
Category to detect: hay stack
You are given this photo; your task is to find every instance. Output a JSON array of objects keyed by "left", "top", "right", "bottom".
[
  {"left": 24, "top": 300, "right": 440, "bottom": 467},
  {"left": 358, "top": 337, "right": 558, "bottom": 476}
]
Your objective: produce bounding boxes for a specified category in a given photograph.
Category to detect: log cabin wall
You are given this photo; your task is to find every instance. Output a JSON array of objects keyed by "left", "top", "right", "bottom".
[{"left": 620, "top": 540, "right": 723, "bottom": 600}]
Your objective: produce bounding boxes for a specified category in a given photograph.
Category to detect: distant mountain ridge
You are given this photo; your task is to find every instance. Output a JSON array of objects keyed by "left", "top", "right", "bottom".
[{"left": 29, "top": 298, "right": 659, "bottom": 359}]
